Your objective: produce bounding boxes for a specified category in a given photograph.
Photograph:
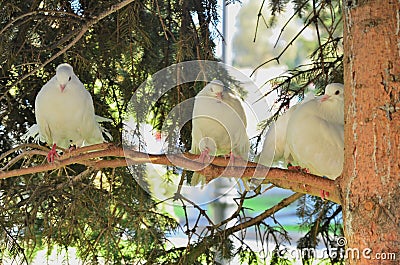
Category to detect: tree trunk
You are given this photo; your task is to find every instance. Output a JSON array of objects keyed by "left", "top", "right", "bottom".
[{"left": 341, "top": 0, "right": 400, "bottom": 264}]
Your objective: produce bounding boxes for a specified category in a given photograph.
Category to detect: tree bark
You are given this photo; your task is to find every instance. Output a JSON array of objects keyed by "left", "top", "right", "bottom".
[{"left": 341, "top": 0, "right": 400, "bottom": 264}]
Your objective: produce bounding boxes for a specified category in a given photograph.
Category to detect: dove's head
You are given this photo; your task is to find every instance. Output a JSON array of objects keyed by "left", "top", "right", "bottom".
[
  {"left": 320, "top": 83, "right": 344, "bottom": 103},
  {"left": 55, "top": 63, "right": 74, "bottom": 92},
  {"left": 202, "top": 80, "right": 225, "bottom": 100},
  {"left": 320, "top": 83, "right": 344, "bottom": 124}
]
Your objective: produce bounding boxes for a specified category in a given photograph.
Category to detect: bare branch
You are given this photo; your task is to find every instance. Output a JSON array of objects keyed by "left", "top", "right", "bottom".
[
  {"left": 186, "top": 192, "right": 304, "bottom": 261},
  {"left": 253, "top": 0, "right": 268, "bottom": 43},
  {"left": 273, "top": 1, "right": 310, "bottom": 48},
  {"left": 250, "top": 18, "right": 314, "bottom": 76},
  {"left": 0, "top": 143, "right": 341, "bottom": 204},
  {"left": 226, "top": 192, "right": 304, "bottom": 234}
]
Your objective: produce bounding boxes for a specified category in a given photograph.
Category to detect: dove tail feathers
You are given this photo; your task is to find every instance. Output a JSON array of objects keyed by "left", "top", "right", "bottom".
[
  {"left": 95, "top": 115, "right": 113, "bottom": 123},
  {"left": 95, "top": 115, "right": 113, "bottom": 141},
  {"left": 21, "top": 124, "right": 44, "bottom": 144},
  {"left": 99, "top": 125, "right": 113, "bottom": 141}
]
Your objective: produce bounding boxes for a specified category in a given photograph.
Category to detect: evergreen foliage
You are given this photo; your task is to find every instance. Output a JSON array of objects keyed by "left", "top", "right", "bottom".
[{"left": 0, "top": 0, "right": 344, "bottom": 264}]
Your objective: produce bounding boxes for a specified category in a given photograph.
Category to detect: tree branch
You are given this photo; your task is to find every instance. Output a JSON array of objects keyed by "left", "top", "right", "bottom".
[
  {"left": 226, "top": 192, "right": 304, "bottom": 235},
  {"left": 0, "top": 10, "right": 83, "bottom": 36},
  {"left": 6, "top": 0, "right": 135, "bottom": 88},
  {"left": 251, "top": 15, "right": 315, "bottom": 76},
  {"left": 0, "top": 143, "right": 340, "bottom": 204},
  {"left": 186, "top": 192, "right": 304, "bottom": 262}
]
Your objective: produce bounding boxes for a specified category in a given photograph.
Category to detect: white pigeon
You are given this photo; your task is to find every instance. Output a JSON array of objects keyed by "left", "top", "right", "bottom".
[
  {"left": 190, "top": 80, "right": 250, "bottom": 186},
  {"left": 33, "top": 63, "right": 109, "bottom": 162},
  {"left": 257, "top": 92, "right": 316, "bottom": 167},
  {"left": 284, "top": 83, "right": 344, "bottom": 180}
]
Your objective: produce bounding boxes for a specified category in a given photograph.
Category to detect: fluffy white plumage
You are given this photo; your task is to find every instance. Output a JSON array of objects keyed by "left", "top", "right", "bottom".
[
  {"left": 284, "top": 83, "right": 344, "bottom": 179},
  {"left": 257, "top": 93, "right": 316, "bottom": 167},
  {"left": 25, "top": 63, "right": 111, "bottom": 160},
  {"left": 190, "top": 80, "right": 249, "bottom": 185},
  {"left": 23, "top": 115, "right": 112, "bottom": 145}
]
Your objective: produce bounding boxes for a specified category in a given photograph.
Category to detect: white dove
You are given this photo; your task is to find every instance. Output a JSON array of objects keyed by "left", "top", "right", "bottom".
[
  {"left": 257, "top": 93, "right": 315, "bottom": 167},
  {"left": 33, "top": 63, "right": 109, "bottom": 162},
  {"left": 190, "top": 80, "right": 249, "bottom": 186},
  {"left": 284, "top": 83, "right": 344, "bottom": 181}
]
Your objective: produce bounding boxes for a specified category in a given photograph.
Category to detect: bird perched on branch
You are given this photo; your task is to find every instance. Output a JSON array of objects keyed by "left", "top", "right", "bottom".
[
  {"left": 284, "top": 83, "right": 344, "bottom": 180},
  {"left": 23, "top": 63, "right": 112, "bottom": 162},
  {"left": 190, "top": 80, "right": 250, "bottom": 186},
  {"left": 258, "top": 83, "right": 344, "bottom": 198}
]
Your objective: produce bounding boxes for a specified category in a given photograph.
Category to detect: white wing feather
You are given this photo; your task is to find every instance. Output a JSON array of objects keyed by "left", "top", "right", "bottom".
[
  {"left": 258, "top": 93, "right": 315, "bottom": 167},
  {"left": 284, "top": 84, "right": 344, "bottom": 179}
]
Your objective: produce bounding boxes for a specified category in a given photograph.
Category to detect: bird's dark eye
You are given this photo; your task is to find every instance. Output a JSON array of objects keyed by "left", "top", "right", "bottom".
[
  {"left": 68, "top": 76, "right": 71, "bottom": 81},
  {"left": 210, "top": 88, "right": 214, "bottom": 92},
  {"left": 335, "top": 90, "right": 340, "bottom": 95}
]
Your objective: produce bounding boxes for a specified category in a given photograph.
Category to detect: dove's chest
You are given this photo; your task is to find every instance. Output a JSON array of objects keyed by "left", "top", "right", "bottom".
[
  {"left": 193, "top": 98, "right": 245, "bottom": 144},
  {"left": 37, "top": 87, "right": 89, "bottom": 135},
  {"left": 194, "top": 98, "right": 243, "bottom": 124},
  {"left": 43, "top": 87, "right": 87, "bottom": 116}
]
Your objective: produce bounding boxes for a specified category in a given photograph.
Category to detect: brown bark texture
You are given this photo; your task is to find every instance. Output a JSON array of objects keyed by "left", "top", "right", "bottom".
[
  {"left": 0, "top": 143, "right": 340, "bottom": 203},
  {"left": 342, "top": 0, "right": 400, "bottom": 264}
]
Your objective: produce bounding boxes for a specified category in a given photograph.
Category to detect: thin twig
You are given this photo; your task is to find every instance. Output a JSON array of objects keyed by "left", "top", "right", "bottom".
[
  {"left": 313, "top": 0, "right": 326, "bottom": 81},
  {"left": 0, "top": 10, "right": 83, "bottom": 36},
  {"left": 1, "top": 150, "right": 48, "bottom": 171},
  {"left": 5, "top": 0, "right": 135, "bottom": 89},
  {"left": 273, "top": 1, "right": 310, "bottom": 48},
  {"left": 225, "top": 192, "right": 304, "bottom": 234},
  {"left": 251, "top": 16, "right": 315, "bottom": 76},
  {"left": 253, "top": 0, "right": 268, "bottom": 43},
  {"left": 0, "top": 143, "right": 49, "bottom": 161},
  {"left": 186, "top": 192, "right": 304, "bottom": 261}
]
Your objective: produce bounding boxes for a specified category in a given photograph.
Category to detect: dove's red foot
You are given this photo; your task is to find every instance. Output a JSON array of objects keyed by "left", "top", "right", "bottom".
[
  {"left": 224, "top": 151, "right": 236, "bottom": 163},
  {"left": 199, "top": 148, "right": 210, "bottom": 163},
  {"left": 288, "top": 165, "right": 302, "bottom": 171},
  {"left": 47, "top": 143, "right": 60, "bottom": 163},
  {"left": 287, "top": 164, "right": 310, "bottom": 173},
  {"left": 225, "top": 151, "right": 243, "bottom": 165},
  {"left": 320, "top": 189, "right": 330, "bottom": 200}
]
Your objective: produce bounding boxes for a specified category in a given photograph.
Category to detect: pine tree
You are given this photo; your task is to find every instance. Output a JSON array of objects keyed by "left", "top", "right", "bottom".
[{"left": 0, "top": 0, "right": 398, "bottom": 264}]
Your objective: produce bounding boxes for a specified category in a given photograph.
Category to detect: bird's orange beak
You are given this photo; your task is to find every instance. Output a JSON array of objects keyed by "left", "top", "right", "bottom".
[{"left": 60, "top": 84, "right": 66, "bottom": 92}]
